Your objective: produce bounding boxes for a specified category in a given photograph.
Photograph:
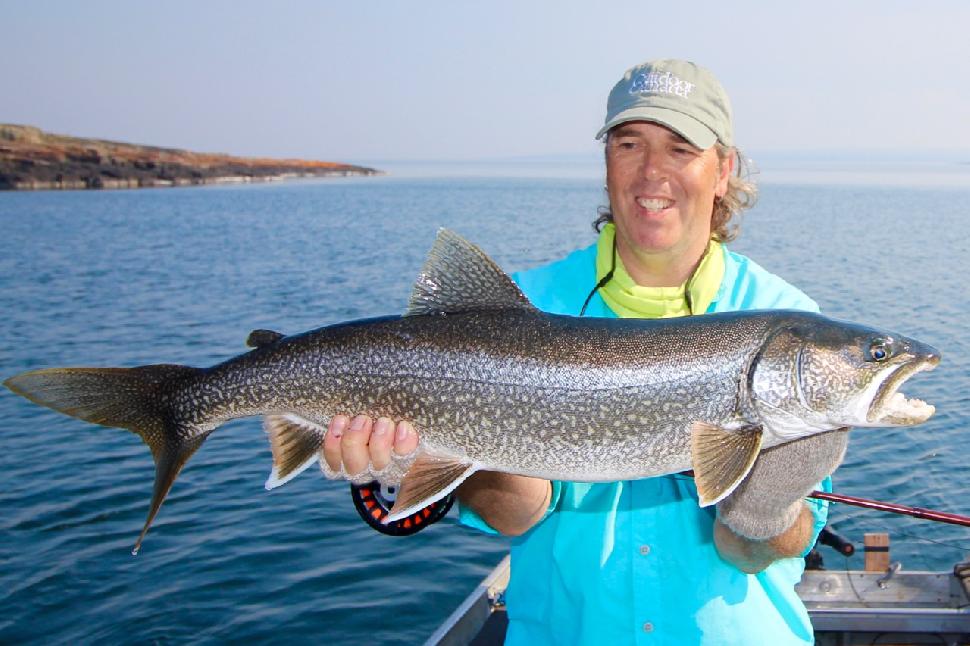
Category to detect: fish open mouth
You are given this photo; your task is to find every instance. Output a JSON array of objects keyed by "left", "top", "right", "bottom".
[{"left": 868, "top": 356, "right": 939, "bottom": 426}]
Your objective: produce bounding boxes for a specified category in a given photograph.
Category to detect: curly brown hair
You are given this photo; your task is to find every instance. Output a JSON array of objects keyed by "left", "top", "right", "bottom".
[{"left": 593, "top": 143, "right": 757, "bottom": 243}]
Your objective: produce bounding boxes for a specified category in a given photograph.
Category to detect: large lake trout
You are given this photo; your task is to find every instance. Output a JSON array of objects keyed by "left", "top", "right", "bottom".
[{"left": 4, "top": 230, "right": 940, "bottom": 552}]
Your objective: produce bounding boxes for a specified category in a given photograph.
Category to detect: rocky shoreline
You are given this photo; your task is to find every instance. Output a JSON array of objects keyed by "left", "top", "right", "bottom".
[{"left": 0, "top": 124, "right": 381, "bottom": 191}]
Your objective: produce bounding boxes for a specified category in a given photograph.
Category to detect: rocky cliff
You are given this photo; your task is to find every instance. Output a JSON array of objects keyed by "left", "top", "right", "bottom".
[{"left": 0, "top": 124, "right": 381, "bottom": 190}]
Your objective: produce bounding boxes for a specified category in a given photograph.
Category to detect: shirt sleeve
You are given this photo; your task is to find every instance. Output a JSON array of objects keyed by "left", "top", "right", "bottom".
[
  {"left": 458, "top": 480, "right": 563, "bottom": 535},
  {"left": 802, "top": 475, "right": 833, "bottom": 556},
  {"left": 719, "top": 249, "right": 821, "bottom": 314}
]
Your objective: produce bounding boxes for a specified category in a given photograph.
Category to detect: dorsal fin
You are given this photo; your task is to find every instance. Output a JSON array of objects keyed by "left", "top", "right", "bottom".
[
  {"left": 405, "top": 229, "right": 535, "bottom": 317},
  {"left": 246, "top": 329, "right": 285, "bottom": 348}
]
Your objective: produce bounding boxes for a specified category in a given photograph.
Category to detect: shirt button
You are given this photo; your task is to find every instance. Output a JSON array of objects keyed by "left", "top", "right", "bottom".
[
  {"left": 642, "top": 622, "right": 654, "bottom": 633},
  {"left": 639, "top": 545, "right": 651, "bottom": 556}
]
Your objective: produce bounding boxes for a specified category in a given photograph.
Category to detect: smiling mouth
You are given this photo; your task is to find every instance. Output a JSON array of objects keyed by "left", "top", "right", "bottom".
[
  {"left": 869, "top": 357, "right": 939, "bottom": 425},
  {"left": 636, "top": 197, "right": 674, "bottom": 211}
]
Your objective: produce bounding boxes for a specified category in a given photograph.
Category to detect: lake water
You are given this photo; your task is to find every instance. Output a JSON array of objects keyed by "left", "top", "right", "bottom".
[{"left": 1, "top": 161, "right": 968, "bottom": 644}]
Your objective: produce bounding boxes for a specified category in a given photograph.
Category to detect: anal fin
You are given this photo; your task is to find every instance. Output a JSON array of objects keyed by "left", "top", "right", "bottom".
[
  {"left": 263, "top": 413, "right": 328, "bottom": 489},
  {"left": 386, "top": 455, "right": 477, "bottom": 522},
  {"left": 691, "top": 421, "right": 763, "bottom": 506}
]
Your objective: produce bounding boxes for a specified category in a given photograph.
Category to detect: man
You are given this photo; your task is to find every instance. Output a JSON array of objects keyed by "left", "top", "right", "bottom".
[{"left": 324, "top": 59, "right": 843, "bottom": 645}]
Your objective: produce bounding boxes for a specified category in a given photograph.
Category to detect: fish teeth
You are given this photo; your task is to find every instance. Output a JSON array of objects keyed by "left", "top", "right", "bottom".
[{"left": 887, "top": 391, "right": 934, "bottom": 416}]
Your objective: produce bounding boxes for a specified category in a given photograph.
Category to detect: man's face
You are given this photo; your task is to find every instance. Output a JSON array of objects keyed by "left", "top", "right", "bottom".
[{"left": 605, "top": 121, "right": 731, "bottom": 276}]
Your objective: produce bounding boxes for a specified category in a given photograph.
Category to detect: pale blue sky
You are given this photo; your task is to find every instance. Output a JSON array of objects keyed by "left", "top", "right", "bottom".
[{"left": 3, "top": 0, "right": 969, "bottom": 162}]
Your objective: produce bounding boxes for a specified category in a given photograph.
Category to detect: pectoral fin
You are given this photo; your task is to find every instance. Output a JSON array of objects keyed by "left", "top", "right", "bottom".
[
  {"left": 691, "top": 421, "right": 763, "bottom": 507},
  {"left": 387, "top": 455, "right": 477, "bottom": 522}
]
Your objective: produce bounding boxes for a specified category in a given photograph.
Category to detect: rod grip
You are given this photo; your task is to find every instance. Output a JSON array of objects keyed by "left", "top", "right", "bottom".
[{"left": 818, "top": 527, "right": 855, "bottom": 556}]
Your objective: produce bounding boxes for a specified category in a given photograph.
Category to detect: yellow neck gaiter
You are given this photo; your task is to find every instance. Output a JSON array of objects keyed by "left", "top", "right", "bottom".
[{"left": 595, "top": 223, "right": 724, "bottom": 318}]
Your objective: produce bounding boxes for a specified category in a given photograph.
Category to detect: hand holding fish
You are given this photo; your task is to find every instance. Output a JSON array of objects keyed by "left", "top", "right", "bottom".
[
  {"left": 713, "top": 429, "right": 850, "bottom": 572},
  {"left": 322, "top": 415, "right": 419, "bottom": 485},
  {"left": 717, "top": 429, "right": 849, "bottom": 541},
  {"left": 324, "top": 413, "right": 554, "bottom": 537}
]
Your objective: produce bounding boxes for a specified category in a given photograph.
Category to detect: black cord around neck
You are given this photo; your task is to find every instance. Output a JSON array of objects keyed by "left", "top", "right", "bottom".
[{"left": 579, "top": 237, "right": 616, "bottom": 316}]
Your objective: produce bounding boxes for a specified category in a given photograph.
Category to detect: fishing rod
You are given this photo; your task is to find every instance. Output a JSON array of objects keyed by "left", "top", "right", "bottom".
[
  {"left": 808, "top": 490, "right": 970, "bottom": 529},
  {"left": 681, "top": 471, "right": 970, "bottom": 528}
]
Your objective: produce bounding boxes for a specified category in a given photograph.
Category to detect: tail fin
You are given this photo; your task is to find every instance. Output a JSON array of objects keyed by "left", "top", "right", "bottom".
[{"left": 4, "top": 364, "right": 205, "bottom": 554}]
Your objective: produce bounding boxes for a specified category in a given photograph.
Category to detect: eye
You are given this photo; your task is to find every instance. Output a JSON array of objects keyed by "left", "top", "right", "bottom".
[{"left": 868, "top": 339, "right": 891, "bottom": 362}]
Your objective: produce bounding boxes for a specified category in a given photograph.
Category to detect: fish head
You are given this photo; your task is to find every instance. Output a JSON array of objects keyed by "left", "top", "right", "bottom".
[{"left": 751, "top": 314, "right": 940, "bottom": 439}]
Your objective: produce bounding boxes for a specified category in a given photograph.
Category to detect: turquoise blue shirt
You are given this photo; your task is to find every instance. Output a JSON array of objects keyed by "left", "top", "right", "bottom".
[{"left": 460, "top": 241, "right": 832, "bottom": 646}]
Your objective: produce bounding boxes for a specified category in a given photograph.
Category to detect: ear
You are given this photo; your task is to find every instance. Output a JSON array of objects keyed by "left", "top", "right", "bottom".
[{"left": 715, "top": 148, "right": 735, "bottom": 198}]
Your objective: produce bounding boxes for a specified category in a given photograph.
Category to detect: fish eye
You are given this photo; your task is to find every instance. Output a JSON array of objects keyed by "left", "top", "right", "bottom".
[{"left": 868, "top": 339, "right": 891, "bottom": 362}]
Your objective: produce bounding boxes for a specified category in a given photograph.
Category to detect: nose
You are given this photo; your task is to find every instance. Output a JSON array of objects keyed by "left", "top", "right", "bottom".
[
  {"left": 904, "top": 338, "right": 942, "bottom": 366},
  {"left": 640, "top": 149, "right": 667, "bottom": 181}
]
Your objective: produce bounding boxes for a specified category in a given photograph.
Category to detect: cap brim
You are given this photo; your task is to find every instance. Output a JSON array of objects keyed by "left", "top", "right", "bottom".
[{"left": 595, "top": 106, "right": 718, "bottom": 149}]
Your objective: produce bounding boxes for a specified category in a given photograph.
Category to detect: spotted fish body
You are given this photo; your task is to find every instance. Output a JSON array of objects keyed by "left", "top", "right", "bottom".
[
  {"left": 4, "top": 230, "right": 940, "bottom": 552},
  {"left": 186, "top": 308, "right": 767, "bottom": 478}
]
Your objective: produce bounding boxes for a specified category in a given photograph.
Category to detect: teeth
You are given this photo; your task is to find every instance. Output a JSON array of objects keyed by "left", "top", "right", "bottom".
[
  {"left": 886, "top": 391, "right": 934, "bottom": 417},
  {"left": 637, "top": 198, "right": 672, "bottom": 211}
]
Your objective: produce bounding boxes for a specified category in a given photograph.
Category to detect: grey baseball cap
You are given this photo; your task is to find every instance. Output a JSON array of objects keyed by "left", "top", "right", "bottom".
[{"left": 596, "top": 59, "right": 733, "bottom": 149}]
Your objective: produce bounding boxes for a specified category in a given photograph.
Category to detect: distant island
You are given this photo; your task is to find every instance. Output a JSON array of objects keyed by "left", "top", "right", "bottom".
[{"left": 0, "top": 124, "right": 382, "bottom": 190}]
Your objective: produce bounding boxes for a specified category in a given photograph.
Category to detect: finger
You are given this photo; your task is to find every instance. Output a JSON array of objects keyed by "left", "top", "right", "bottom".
[
  {"left": 323, "top": 415, "right": 349, "bottom": 472},
  {"left": 369, "top": 417, "right": 395, "bottom": 470},
  {"left": 341, "top": 415, "right": 374, "bottom": 476},
  {"left": 393, "top": 421, "right": 419, "bottom": 456}
]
